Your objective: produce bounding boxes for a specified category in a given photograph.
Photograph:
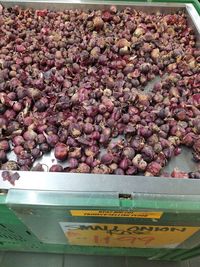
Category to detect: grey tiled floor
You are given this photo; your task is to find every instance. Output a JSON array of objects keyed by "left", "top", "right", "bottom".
[{"left": 0, "top": 252, "right": 200, "bottom": 267}]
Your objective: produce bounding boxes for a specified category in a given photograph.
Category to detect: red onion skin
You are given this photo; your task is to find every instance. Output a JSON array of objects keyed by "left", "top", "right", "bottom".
[
  {"left": 1, "top": 171, "right": 20, "bottom": 185},
  {"left": 171, "top": 168, "right": 189, "bottom": 178},
  {"left": 2, "top": 171, "right": 11, "bottom": 181},
  {"left": 2, "top": 161, "right": 18, "bottom": 171}
]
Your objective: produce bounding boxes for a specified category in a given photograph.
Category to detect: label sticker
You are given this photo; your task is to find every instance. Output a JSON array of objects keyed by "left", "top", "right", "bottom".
[
  {"left": 60, "top": 222, "right": 200, "bottom": 248},
  {"left": 70, "top": 210, "right": 163, "bottom": 219}
]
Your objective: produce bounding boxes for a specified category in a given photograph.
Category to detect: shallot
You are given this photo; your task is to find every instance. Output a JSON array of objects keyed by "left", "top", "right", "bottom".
[{"left": 0, "top": 5, "right": 199, "bottom": 180}]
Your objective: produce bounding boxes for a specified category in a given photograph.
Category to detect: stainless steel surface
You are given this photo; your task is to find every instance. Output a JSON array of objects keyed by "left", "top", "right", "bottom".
[
  {"left": 186, "top": 4, "right": 200, "bottom": 47},
  {"left": 0, "top": 1, "right": 200, "bottom": 193},
  {"left": 0, "top": 172, "right": 200, "bottom": 194},
  {"left": 0, "top": 0, "right": 190, "bottom": 10}
]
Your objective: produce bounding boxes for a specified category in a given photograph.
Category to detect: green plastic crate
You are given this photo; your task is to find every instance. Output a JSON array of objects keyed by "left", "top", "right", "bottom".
[{"left": 1, "top": 187, "right": 200, "bottom": 261}]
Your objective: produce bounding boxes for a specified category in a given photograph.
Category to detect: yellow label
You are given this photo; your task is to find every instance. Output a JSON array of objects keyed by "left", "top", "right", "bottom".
[
  {"left": 60, "top": 222, "right": 200, "bottom": 248},
  {"left": 70, "top": 210, "right": 163, "bottom": 219}
]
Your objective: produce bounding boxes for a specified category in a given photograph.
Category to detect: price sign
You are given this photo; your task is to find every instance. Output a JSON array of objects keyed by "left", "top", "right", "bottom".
[{"left": 60, "top": 222, "right": 200, "bottom": 248}]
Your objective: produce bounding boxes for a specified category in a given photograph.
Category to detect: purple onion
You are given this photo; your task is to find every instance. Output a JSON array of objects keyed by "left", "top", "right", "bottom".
[
  {"left": 137, "top": 126, "right": 152, "bottom": 138},
  {"left": 67, "top": 137, "right": 78, "bottom": 147},
  {"left": 163, "top": 147, "right": 174, "bottom": 159},
  {"left": 147, "top": 162, "right": 162, "bottom": 176},
  {"left": 0, "top": 140, "right": 10, "bottom": 151},
  {"left": 40, "top": 143, "right": 51, "bottom": 153},
  {"left": 69, "top": 158, "right": 79, "bottom": 169},
  {"left": 182, "top": 133, "right": 196, "bottom": 147},
  {"left": 122, "top": 147, "right": 135, "bottom": 160},
  {"left": 122, "top": 114, "right": 130, "bottom": 123},
  {"left": 141, "top": 146, "right": 155, "bottom": 162},
  {"left": 101, "top": 153, "right": 113, "bottom": 165},
  {"left": 49, "top": 164, "right": 64, "bottom": 172},
  {"left": 32, "top": 163, "right": 45, "bottom": 172},
  {"left": 85, "top": 146, "right": 99, "bottom": 157},
  {"left": 124, "top": 124, "right": 135, "bottom": 134},
  {"left": 68, "top": 147, "right": 82, "bottom": 159},
  {"left": 84, "top": 123, "right": 94, "bottom": 134},
  {"left": 99, "top": 134, "right": 110, "bottom": 145},
  {"left": 119, "top": 158, "right": 130, "bottom": 170},
  {"left": 131, "top": 136, "right": 145, "bottom": 151},
  {"left": 23, "top": 129, "right": 37, "bottom": 141},
  {"left": 31, "top": 148, "right": 42, "bottom": 159},
  {"left": 77, "top": 163, "right": 90, "bottom": 173},
  {"left": 0, "top": 150, "right": 7, "bottom": 163},
  {"left": 188, "top": 171, "right": 200, "bottom": 179},
  {"left": 46, "top": 134, "right": 59, "bottom": 147},
  {"left": 54, "top": 143, "right": 68, "bottom": 161},
  {"left": 126, "top": 166, "right": 137, "bottom": 175}
]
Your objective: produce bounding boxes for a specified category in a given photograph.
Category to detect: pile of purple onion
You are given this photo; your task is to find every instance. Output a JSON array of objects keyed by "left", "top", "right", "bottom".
[{"left": 0, "top": 5, "right": 200, "bottom": 183}]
